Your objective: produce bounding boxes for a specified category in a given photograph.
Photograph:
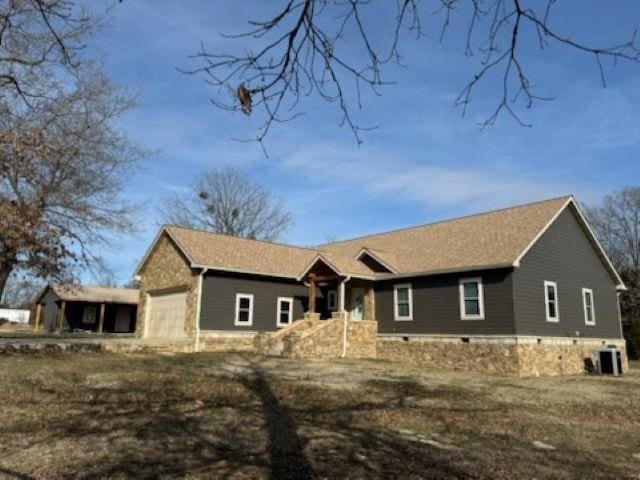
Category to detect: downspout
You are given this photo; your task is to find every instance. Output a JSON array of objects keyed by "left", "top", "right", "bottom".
[
  {"left": 617, "top": 292, "right": 624, "bottom": 340},
  {"left": 194, "top": 268, "right": 208, "bottom": 353},
  {"left": 340, "top": 276, "right": 350, "bottom": 358}
]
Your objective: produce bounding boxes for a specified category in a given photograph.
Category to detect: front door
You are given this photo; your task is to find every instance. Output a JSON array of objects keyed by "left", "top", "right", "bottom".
[{"left": 350, "top": 288, "right": 364, "bottom": 321}]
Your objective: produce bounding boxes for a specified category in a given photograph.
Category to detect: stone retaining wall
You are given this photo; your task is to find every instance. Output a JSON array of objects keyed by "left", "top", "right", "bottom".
[
  {"left": 377, "top": 335, "right": 629, "bottom": 377},
  {"left": 283, "top": 318, "right": 344, "bottom": 359},
  {"left": 281, "top": 315, "right": 378, "bottom": 360}
]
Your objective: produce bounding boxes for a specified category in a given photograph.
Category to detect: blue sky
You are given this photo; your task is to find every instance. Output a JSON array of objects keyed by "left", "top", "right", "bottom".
[{"left": 87, "top": 1, "right": 640, "bottom": 284}]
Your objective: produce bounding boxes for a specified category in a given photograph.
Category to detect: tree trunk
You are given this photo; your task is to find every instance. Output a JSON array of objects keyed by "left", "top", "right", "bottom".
[{"left": 0, "top": 264, "right": 12, "bottom": 303}]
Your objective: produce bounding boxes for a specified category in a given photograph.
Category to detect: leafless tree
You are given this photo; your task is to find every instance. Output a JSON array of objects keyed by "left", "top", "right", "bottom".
[
  {"left": 0, "top": 0, "right": 102, "bottom": 102},
  {"left": 159, "top": 165, "right": 293, "bottom": 241},
  {"left": 585, "top": 187, "right": 640, "bottom": 323},
  {"left": 184, "top": 1, "right": 640, "bottom": 148},
  {"left": 0, "top": 67, "right": 144, "bottom": 298},
  {"left": 0, "top": 275, "right": 43, "bottom": 308}
]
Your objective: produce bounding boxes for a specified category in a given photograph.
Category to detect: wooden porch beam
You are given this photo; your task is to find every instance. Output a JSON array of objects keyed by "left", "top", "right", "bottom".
[
  {"left": 98, "top": 303, "right": 106, "bottom": 333},
  {"left": 308, "top": 273, "right": 316, "bottom": 313},
  {"left": 58, "top": 301, "right": 66, "bottom": 331},
  {"left": 34, "top": 303, "right": 41, "bottom": 331}
]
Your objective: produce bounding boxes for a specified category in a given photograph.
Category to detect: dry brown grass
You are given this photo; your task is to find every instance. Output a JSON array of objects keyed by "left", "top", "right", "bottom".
[{"left": 0, "top": 352, "right": 639, "bottom": 479}]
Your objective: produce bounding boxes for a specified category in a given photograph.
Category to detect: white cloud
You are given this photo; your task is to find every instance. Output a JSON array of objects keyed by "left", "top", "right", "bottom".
[{"left": 279, "top": 143, "right": 593, "bottom": 215}]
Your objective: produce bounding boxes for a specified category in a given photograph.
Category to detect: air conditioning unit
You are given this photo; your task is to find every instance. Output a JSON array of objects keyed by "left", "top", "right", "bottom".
[{"left": 597, "top": 348, "right": 623, "bottom": 376}]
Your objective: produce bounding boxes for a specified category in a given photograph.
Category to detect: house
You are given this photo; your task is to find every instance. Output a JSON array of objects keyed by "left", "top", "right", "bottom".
[
  {"left": 33, "top": 284, "right": 138, "bottom": 334},
  {"left": 134, "top": 196, "right": 627, "bottom": 376}
]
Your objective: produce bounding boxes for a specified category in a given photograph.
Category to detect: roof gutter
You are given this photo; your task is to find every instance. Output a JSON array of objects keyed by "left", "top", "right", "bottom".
[{"left": 374, "top": 263, "right": 515, "bottom": 281}]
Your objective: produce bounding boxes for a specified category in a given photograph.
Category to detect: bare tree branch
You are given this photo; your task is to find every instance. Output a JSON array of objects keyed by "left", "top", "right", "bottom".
[
  {"left": 184, "top": 1, "right": 640, "bottom": 145},
  {"left": 0, "top": 0, "right": 103, "bottom": 103},
  {"left": 0, "top": 65, "right": 145, "bottom": 296},
  {"left": 158, "top": 165, "right": 293, "bottom": 242},
  {"left": 585, "top": 186, "right": 640, "bottom": 323}
]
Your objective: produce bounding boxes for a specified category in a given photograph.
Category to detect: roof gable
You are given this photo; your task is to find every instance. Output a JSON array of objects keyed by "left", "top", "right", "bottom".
[
  {"left": 514, "top": 199, "right": 625, "bottom": 289},
  {"left": 355, "top": 248, "right": 397, "bottom": 273}
]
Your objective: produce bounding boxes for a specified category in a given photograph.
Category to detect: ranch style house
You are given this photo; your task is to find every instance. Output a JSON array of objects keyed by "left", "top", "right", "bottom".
[{"left": 134, "top": 196, "right": 627, "bottom": 377}]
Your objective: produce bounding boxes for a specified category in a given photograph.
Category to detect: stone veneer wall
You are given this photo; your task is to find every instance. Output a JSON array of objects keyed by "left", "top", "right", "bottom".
[
  {"left": 198, "top": 331, "right": 257, "bottom": 353},
  {"left": 281, "top": 313, "right": 378, "bottom": 360},
  {"left": 377, "top": 336, "right": 518, "bottom": 375},
  {"left": 377, "top": 335, "right": 629, "bottom": 377},
  {"left": 136, "top": 233, "right": 199, "bottom": 338},
  {"left": 283, "top": 317, "right": 344, "bottom": 359},
  {"left": 346, "top": 321, "right": 377, "bottom": 358},
  {"left": 515, "top": 338, "right": 628, "bottom": 377}
]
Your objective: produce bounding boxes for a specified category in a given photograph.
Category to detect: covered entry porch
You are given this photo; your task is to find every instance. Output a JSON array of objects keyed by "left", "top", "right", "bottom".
[{"left": 299, "top": 255, "right": 375, "bottom": 322}]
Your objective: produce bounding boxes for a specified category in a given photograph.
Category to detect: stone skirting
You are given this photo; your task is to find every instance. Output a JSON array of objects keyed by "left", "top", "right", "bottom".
[
  {"left": 516, "top": 338, "right": 628, "bottom": 377},
  {"left": 197, "top": 331, "right": 258, "bottom": 353},
  {"left": 376, "top": 335, "right": 628, "bottom": 377}
]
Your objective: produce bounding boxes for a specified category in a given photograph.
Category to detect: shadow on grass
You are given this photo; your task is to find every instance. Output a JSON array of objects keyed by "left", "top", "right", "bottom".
[
  {"left": 1, "top": 354, "right": 634, "bottom": 479},
  {"left": 241, "top": 361, "right": 315, "bottom": 479}
]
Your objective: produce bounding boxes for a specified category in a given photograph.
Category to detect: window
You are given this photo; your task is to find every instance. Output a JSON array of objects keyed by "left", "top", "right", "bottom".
[
  {"left": 327, "top": 290, "right": 338, "bottom": 311},
  {"left": 544, "top": 281, "right": 559, "bottom": 322},
  {"left": 459, "top": 277, "right": 485, "bottom": 320},
  {"left": 234, "top": 294, "right": 254, "bottom": 326},
  {"left": 582, "top": 288, "right": 595, "bottom": 326},
  {"left": 277, "top": 297, "right": 294, "bottom": 327},
  {"left": 394, "top": 284, "right": 413, "bottom": 321},
  {"left": 83, "top": 306, "right": 96, "bottom": 324}
]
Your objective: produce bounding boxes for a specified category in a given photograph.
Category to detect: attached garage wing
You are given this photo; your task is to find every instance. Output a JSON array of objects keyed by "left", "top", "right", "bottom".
[{"left": 145, "top": 292, "right": 186, "bottom": 338}]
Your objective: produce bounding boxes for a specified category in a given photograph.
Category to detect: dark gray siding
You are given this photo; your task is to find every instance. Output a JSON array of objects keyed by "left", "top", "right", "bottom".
[
  {"left": 375, "top": 269, "right": 516, "bottom": 335},
  {"left": 512, "top": 207, "right": 621, "bottom": 338},
  {"left": 40, "top": 289, "right": 59, "bottom": 332},
  {"left": 200, "top": 271, "right": 316, "bottom": 331}
]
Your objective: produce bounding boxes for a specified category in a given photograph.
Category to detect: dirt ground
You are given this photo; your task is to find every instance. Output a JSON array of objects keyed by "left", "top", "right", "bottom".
[{"left": 0, "top": 352, "right": 639, "bottom": 479}]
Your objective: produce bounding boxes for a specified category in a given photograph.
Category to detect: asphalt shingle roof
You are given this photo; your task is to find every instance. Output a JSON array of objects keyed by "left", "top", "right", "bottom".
[
  {"left": 157, "top": 196, "right": 574, "bottom": 280},
  {"left": 318, "top": 196, "right": 572, "bottom": 275},
  {"left": 48, "top": 284, "right": 139, "bottom": 305}
]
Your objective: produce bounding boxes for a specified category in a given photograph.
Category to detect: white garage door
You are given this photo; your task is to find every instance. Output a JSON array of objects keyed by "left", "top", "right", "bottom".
[{"left": 145, "top": 292, "right": 187, "bottom": 338}]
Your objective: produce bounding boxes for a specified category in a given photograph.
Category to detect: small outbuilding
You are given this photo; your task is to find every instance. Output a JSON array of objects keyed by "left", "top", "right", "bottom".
[{"left": 33, "top": 284, "right": 138, "bottom": 334}]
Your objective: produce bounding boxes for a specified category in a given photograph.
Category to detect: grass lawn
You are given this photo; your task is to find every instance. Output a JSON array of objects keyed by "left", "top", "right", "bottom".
[{"left": 1, "top": 353, "right": 639, "bottom": 479}]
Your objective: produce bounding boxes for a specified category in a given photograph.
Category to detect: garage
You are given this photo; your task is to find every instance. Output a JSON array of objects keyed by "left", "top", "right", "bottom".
[{"left": 145, "top": 291, "right": 187, "bottom": 338}]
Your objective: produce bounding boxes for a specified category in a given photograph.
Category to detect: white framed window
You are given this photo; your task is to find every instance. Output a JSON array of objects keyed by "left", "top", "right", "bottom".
[
  {"left": 393, "top": 284, "right": 413, "bottom": 321},
  {"left": 234, "top": 293, "right": 254, "bottom": 326},
  {"left": 582, "top": 288, "right": 596, "bottom": 326},
  {"left": 276, "top": 297, "right": 294, "bottom": 327},
  {"left": 544, "top": 281, "right": 559, "bottom": 322},
  {"left": 459, "top": 277, "right": 485, "bottom": 320},
  {"left": 327, "top": 290, "right": 338, "bottom": 311},
  {"left": 83, "top": 306, "right": 97, "bottom": 324}
]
